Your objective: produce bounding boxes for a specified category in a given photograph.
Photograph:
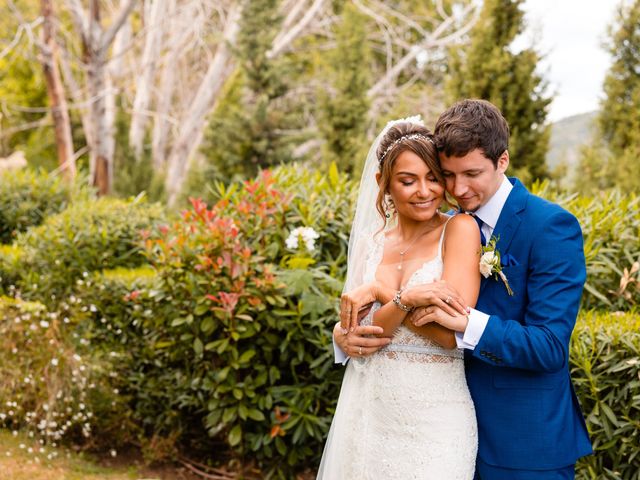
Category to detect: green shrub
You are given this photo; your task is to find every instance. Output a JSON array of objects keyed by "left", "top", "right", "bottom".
[
  {"left": 68, "top": 165, "right": 354, "bottom": 476},
  {"left": 572, "top": 311, "right": 640, "bottom": 480},
  {"left": 0, "top": 169, "right": 92, "bottom": 244},
  {"left": 532, "top": 183, "right": 640, "bottom": 310},
  {"left": 0, "top": 244, "right": 22, "bottom": 294},
  {"left": 14, "top": 195, "right": 166, "bottom": 306}
]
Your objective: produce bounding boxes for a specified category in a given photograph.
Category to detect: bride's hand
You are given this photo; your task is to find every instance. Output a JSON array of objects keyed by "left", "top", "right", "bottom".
[
  {"left": 340, "top": 282, "right": 380, "bottom": 331},
  {"left": 401, "top": 280, "right": 469, "bottom": 317},
  {"left": 411, "top": 305, "right": 469, "bottom": 332}
]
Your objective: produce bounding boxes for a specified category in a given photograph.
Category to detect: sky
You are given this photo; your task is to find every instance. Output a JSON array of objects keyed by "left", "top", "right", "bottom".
[{"left": 519, "top": 0, "right": 620, "bottom": 122}]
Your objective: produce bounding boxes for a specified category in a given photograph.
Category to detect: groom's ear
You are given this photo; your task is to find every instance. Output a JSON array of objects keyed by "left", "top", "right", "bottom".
[{"left": 497, "top": 150, "right": 509, "bottom": 174}]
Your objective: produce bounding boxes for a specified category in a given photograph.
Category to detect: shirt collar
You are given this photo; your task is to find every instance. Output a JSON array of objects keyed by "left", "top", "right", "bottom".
[{"left": 472, "top": 175, "right": 512, "bottom": 230}]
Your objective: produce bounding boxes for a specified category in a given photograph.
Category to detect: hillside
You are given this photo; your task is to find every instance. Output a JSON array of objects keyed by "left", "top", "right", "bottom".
[{"left": 546, "top": 111, "right": 598, "bottom": 171}]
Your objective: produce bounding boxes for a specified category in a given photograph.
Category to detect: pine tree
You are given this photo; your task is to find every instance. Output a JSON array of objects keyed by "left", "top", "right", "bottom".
[
  {"left": 318, "top": 3, "right": 370, "bottom": 173},
  {"left": 197, "top": 0, "right": 294, "bottom": 185},
  {"left": 577, "top": 0, "right": 640, "bottom": 194},
  {"left": 445, "top": 0, "right": 551, "bottom": 181},
  {"left": 598, "top": 0, "right": 640, "bottom": 156}
]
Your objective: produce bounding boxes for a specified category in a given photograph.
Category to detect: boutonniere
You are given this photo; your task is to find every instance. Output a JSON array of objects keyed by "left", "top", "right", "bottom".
[{"left": 479, "top": 236, "right": 514, "bottom": 296}]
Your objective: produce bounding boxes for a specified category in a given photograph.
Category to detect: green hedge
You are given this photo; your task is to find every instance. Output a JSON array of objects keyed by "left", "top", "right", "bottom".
[
  {"left": 0, "top": 169, "right": 91, "bottom": 244},
  {"left": 572, "top": 312, "right": 640, "bottom": 480},
  {"left": 14, "top": 195, "right": 166, "bottom": 306},
  {"left": 0, "top": 244, "right": 22, "bottom": 294}
]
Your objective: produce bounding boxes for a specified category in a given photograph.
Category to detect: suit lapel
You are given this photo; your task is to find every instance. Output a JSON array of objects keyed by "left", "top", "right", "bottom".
[{"left": 479, "top": 178, "right": 528, "bottom": 295}]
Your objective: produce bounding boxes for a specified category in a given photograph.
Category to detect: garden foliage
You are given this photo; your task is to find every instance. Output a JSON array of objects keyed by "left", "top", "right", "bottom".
[
  {"left": 572, "top": 312, "right": 640, "bottom": 480},
  {"left": 0, "top": 167, "right": 638, "bottom": 478},
  {"left": 13, "top": 195, "right": 165, "bottom": 306},
  {"left": 531, "top": 182, "right": 640, "bottom": 310},
  {"left": 0, "top": 169, "right": 91, "bottom": 244}
]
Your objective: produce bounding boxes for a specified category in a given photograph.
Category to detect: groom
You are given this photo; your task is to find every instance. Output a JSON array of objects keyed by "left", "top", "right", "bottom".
[{"left": 334, "top": 99, "right": 591, "bottom": 479}]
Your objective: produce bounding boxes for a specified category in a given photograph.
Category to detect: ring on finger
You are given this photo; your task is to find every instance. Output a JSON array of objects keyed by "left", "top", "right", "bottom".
[
  {"left": 445, "top": 295, "right": 451, "bottom": 304},
  {"left": 358, "top": 346, "right": 362, "bottom": 355}
]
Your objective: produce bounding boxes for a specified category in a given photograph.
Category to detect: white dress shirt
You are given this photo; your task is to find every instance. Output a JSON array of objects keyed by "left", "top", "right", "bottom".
[{"left": 455, "top": 175, "right": 513, "bottom": 350}]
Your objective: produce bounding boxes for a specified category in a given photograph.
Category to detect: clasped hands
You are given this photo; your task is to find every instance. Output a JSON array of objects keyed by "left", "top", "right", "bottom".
[{"left": 334, "top": 280, "right": 470, "bottom": 358}]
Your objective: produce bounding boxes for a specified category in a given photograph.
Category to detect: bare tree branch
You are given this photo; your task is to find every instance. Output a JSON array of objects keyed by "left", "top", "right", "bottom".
[
  {"left": 367, "top": 2, "right": 479, "bottom": 98},
  {"left": 64, "top": 0, "right": 89, "bottom": 44},
  {"left": 100, "top": 0, "right": 137, "bottom": 53},
  {"left": 267, "top": 0, "right": 327, "bottom": 59}
]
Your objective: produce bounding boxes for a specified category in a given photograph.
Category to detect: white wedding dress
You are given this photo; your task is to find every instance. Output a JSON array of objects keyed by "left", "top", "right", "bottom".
[{"left": 317, "top": 224, "right": 478, "bottom": 479}]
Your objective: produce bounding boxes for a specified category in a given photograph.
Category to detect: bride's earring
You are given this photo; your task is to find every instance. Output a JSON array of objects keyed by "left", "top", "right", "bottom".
[{"left": 385, "top": 195, "right": 394, "bottom": 219}]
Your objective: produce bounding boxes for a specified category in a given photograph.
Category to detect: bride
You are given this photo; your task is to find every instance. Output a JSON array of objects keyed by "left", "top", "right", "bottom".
[{"left": 317, "top": 117, "right": 480, "bottom": 479}]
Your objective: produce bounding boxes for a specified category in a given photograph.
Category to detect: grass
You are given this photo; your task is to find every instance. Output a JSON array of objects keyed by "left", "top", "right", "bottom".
[{"left": 0, "top": 430, "right": 157, "bottom": 480}]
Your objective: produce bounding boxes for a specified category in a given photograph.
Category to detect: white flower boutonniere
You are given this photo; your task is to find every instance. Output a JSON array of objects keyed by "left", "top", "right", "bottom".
[{"left": 479, "top": 236, "right": 514, "bottom": 296}]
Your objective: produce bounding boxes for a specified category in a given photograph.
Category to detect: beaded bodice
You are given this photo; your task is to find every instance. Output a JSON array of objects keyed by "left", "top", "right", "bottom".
[{"left": 359, "top": 220, "right": 463, "bottom": 362}]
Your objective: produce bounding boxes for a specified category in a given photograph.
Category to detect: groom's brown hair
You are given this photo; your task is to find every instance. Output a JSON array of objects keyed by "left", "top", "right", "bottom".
[{"left": 434, "top": 99, "right": 509, "bottom": 167}]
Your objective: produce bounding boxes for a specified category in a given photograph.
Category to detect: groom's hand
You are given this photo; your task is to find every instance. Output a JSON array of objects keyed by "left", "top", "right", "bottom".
[
  {"left": 411, "top": 305, "right": 469, "bottom": 332},
  {"left": 333, "top": 323, "right": 391, "bottom": 358},
  {"left": 402, "top": 280, "right": 468, "bottom": 317}
]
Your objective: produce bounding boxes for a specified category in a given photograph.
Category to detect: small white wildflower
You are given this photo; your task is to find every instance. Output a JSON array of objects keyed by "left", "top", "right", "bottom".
[
  {"left": 40, "top": 320, "right": 50, "bottom": 328},
  {"left": 110, "top": 449, "right": 117, "bottom": 457},
  {"left": 286, "top": 227, "right": 320, "bottom": 252},
  {"left": 51, "top": 358, "right": 59, "bottom": 367}
]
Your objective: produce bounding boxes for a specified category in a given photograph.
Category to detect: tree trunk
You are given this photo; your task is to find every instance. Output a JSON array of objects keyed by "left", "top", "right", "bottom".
[
  {"left": 129, "top": 0, "right": 164, "bottom": 159},
  {"left": 164, "top": 3, "right": 242, "bottom": 205},
  {"left": 40, "top": 0, "right": 76, "bottom": 181}
]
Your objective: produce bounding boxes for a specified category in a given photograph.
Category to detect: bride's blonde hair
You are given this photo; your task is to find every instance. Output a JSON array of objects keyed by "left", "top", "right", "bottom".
[{"left": 375, "top": 122, "right": 443, "bottom": 224}]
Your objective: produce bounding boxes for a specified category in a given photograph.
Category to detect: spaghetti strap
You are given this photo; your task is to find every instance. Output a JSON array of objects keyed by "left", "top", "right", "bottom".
[{"left": 437, "top": 215, "right": 455, "bottom": 259}]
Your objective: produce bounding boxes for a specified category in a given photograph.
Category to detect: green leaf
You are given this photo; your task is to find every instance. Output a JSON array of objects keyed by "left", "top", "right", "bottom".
[
  {"left": 239, "top": 349, "right": 256, "bottom": 364},
  {"left": 248, "top": 409, "right": 265, "bottom": 421},
  {"left": 193, "top": 337, "right": 203, "bottom": 356},
  {"left": 194, "top": 303, "right": 210, "bottom": 315},
  {"left": 201, "top": 317, "right": 215, "bottom": 334},
  {"left": 228, "top": 425, "right": 242, "bottom": 447}
]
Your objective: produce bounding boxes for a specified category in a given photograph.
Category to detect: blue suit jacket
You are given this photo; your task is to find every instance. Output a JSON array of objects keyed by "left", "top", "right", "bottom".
[{"left": 467, "top": 178, "right": 592, "bottom": 470}]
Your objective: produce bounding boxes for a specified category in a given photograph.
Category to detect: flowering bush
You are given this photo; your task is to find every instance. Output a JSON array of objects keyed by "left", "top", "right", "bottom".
[
  {"left": 63, "top": 164, "right": 355, "bottom": 476},
  {"left": 0, "top": 297, "right": 96, "bottom": 451}
]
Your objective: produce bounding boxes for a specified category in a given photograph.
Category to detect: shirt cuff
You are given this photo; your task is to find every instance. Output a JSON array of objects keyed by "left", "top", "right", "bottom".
[
  {"left": 455, "top": 308, "right": 489, "bottom": 350},
  {"left": 333, "top": 334, "right": 349, "bottom": 365}
]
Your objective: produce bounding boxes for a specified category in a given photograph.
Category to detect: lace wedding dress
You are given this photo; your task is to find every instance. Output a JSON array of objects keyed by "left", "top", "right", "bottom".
[{"left": 317, "top": 224, "right": 478, "bottom": 479}]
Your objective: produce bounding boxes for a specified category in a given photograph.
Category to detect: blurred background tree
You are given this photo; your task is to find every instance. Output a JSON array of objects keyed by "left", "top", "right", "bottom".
[
  {"left": 318, "top": 3, "right": 370, "bottom": 174},
  {"left": 1, "top": 0, "right": 482, "bottom": 205},
  {"left": 576, "top": 0, "right": 640, "bottom": 195},
  {"left": 445, "top": 0, "right": 551, "bottom": 182}
]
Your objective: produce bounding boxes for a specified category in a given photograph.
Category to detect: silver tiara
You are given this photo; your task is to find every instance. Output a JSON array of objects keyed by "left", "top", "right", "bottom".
[{"left": 378, "top": 133, "right": 433, "bottom": 164}]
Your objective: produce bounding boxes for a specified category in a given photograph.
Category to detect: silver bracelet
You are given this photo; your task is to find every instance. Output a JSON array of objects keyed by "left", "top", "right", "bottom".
[{"left": 392, "top": 290, "right": 414, "bottom": 313}]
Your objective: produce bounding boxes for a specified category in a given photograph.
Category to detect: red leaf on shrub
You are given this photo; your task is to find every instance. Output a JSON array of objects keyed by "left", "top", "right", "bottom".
[
  {"left": 219, "top": 292, "right": 240, "bottom": 313},
  {"left": 130, "top": 290, "right": 141, "bottom": 300},
  {"left": 270, "top": 425, "right": 283, "bottom": 439},
  {"left": 247, "top": 297, "right": 262, "bottom": 307},
  {"left": 206, "top": 294, "right": 218, "bottom": 302}
]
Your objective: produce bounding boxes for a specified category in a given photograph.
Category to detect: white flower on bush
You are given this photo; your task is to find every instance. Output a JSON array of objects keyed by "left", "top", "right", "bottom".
[
  {"left": 479, "top": 251, "right": 498, "bottom": 278},
  {"left": 285, "top": 227, "right": 320, "bottom": 252}
]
